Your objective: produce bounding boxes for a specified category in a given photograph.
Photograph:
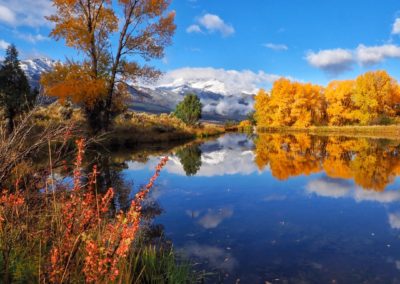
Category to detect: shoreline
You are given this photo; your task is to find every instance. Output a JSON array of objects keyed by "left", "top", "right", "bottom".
[{"left": 256, "top": 125, "right": 400, "bottom": 140}]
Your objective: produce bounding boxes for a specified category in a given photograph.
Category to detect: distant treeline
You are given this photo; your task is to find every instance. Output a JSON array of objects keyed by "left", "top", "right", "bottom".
[{"left": 255, "top": 70, "right": 400, "bottom": 127}]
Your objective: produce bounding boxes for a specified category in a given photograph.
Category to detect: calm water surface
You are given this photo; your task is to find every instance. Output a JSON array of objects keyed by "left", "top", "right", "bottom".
[{"left": 122, "top": 133, "right": 400, "bottom": 283}]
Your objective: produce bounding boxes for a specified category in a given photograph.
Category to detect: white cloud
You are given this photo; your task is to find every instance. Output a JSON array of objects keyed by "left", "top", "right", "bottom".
[
  {"left": 0, "top": 0, "right": 54, "bottom": 27},
  {"left": 264, "top": 43, "right": 288, "bottom": 51},
  {"left": 392, "top": 18, "right": 400, "bottom": 35},
  {"left": 16, "top": 33, "right": 49, "bottom": 44},
  {"left": 199, "top": 14, "right": 235, "bottom": 36},
  {"left": 156, "top": 67, "right": 281, "bottom": 95},
  {"left": 356, "top": 44, "right": 400, "bottom": 65},
  {"left": 186, "top": 24, "right": 202, "bottom": 34},
  {"left": 187, "top": 13, "right": 235, "bottom": 37},
  {"left": 306, "top": 48, "right": 354, "bottom": 75},
  {"left": 0, "top": 5, "right": 16, "bottom": 25},
  {"left": 0, "top": 39, "right": 9, "bottom": 50}
]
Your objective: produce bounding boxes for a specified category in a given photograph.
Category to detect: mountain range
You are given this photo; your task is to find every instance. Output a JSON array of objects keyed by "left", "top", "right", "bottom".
[{"left": 18, "top": 58, "right": 255, "bottom": 121}]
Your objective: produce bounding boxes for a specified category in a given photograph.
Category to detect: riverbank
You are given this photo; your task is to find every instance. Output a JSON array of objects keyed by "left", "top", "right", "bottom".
[
  {"left": 33, "top": 103, "right": 226, "bottom": 146},
  {"left": 257, "top": 125, "right": 400, "bottom": 139}
]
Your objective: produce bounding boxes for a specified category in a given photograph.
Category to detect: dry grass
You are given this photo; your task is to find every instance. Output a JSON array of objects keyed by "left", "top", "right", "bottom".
[
  {"left": 257, "top": 125, "right": 400, "bottom": 139},
  {"left": 33, "top": 104, "right": 226, "bottom": 146},
  {"left": 108, "top": 111, "right": 225, "bottom": 146},
  {"left": 0, "top": 109, "right": 76, "bottom": 185}
]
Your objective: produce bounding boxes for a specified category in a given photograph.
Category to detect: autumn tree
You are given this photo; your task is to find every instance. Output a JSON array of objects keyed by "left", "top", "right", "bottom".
[
  {"left": 255, "top": 80, "right": 326, "bottom": 127},
  {"left": 325, "top": 80, "right": 357, "bottom": 126},
  {"left": 353, "top": 71, "right": 400, "bottom": 125},
  {"left": 254, "top": 88, "right": 272, "bottom": 127},
  {"left": 0, "top": 45, "right": 37, "bottom": 134},
  {"left": 268, "top": 78, "right": 296, "bottom": 126},
  {"left": 174, "top": 93, "right": 202, "bottom": 126},
  {"left": 291, "top": 82, "right": 325, "bottom": 127},
  {"left": 41, "top": 0, "right": 176, "bottom": 132}
]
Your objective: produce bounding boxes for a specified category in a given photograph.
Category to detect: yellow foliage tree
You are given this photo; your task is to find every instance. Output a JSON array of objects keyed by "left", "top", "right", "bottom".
[
  {"left": 325, "top": 80, "right": 356, "bottom": 126},
  {"left": 255, "top": 79, "right": 325, "bottom": 127},
  {"left": 254, "top": 70, "right": 400, "bottom": 128},
  {"left": 254, "top": 89, "right": 272, "bottom": 127},
  {"left": 352, "top": 70, "right": 400, "bottom": 125}
]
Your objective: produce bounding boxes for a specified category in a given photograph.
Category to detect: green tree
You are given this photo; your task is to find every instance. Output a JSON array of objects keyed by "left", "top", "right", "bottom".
[
  {"left": 0, "top": 45, "right": 37, "bottom": 133},
  {"left": 174, "top": 93, "right": 202, "bottom": 126}
]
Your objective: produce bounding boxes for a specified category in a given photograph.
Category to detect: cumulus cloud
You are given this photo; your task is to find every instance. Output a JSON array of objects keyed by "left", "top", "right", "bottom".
[
  {"left": 305, "top": 48, "right": 354, "bottom": 75},
  {"left": 187, "top": 13, "right": 235, "bottom": 37},
  {"left": 264, "top": 43, "right": 288, "bottom": 51},
  {"left": 392, "top": 18, "right": 400, "bottom": 35},
  {"left": 0, "top": 0, "right": 54, "bottom": 27},
  {"left": 356, "top": 44, "right": 400, "bottom": 65},
  {"left": 0, "top": 39, "right": 9, "bottom": 50},
  {"left": 199, "top": 14, "right": 235, "bottom": 36},
  {"left": 186, "top": 24, "right": 202, "bottom": 34},
  {"left": 306, "top": 43, "right": 400, "bottom": 74}
]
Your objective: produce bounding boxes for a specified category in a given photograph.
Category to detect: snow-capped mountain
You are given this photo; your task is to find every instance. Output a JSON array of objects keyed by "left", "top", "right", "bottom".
[
  {"left": 20, "top": 58, "right": 59, "bottom": 90},
  {"left": 12, "top": 58, "right": 259, "bottom": 121},
  {"left": 131, "top": 79, "right": 254, "bottom": 121}
]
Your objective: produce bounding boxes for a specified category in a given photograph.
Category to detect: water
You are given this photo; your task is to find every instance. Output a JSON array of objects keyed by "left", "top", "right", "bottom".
[{"left": 121, "top": 133, "right": 400, "bottom": 283}]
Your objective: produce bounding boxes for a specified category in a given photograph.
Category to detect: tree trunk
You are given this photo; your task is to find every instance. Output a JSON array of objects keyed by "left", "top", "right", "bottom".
[{"left": 5, "top": 113, "right": 14, "bottom": 136}]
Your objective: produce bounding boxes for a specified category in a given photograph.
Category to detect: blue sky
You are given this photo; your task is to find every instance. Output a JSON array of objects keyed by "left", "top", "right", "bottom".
[{"left": 1, "top": 0, "right": 400, "bottom": 87}]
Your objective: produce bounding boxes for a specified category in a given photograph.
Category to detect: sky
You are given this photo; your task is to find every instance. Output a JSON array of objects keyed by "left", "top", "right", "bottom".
[{"left": 1, "top": 0, "right": 400, "bottom": 88}]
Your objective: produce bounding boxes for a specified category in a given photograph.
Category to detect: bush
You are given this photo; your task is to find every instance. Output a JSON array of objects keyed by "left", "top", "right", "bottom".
[{"left": 174, "top": 93, "right": 202, "bottom": 126}]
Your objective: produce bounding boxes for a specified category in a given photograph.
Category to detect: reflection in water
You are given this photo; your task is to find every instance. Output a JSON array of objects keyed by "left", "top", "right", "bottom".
[
  {"left": 175, "top": 143, "right": 202, "bottom": 176},
  {"left": 128, "top": 134, "right": 258, "bottom": 177},
  {"left": 255, "top": 133, "right": 400, "bottom": 191},
  {"left": 115, "top": 133, "right": 400, "bottom": 282},
  {"left": 196, "top": 207, "right": 234, "bottom": 229},
  {"left": 179, "top": 243, "right": 238, "bottom": 273}
]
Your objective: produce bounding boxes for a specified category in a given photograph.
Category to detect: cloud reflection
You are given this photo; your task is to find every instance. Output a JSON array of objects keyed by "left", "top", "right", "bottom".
[
  {"left": 198, "top": 207, "right": 234, "bottom": 229},
  {"left": 306, "top": 177, "right": 400, "bottom": 204},
  {"left": 127, "top": 134, "right": 259, "bottom": 177},
  {"left": 180, "top": 243, "right": 238, "bottom": 272}
]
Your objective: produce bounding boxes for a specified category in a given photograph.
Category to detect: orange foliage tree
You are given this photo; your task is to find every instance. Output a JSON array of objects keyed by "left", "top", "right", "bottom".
[
  {"left": 41, "top": 0, "right": 176, "bottom": 132},
  {"left": 255, "top": 79, "right": 325, "bottom": 127},
  {"left": 255, "top": 70, "right": 400, "bottom": 127}
]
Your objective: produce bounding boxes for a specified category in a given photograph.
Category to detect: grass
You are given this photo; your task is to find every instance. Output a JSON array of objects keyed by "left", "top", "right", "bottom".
[
  {"left": 0, "top": 138, "right": 198, "bottom": 283},
  {"left": 122, "top": 245, "right": 197, "bottom": 284},
  {"left": 257, "top": 124, "right": 400, "bottom": 139}
]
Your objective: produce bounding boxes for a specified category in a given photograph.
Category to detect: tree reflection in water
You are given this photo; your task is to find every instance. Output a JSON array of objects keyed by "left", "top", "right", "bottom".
[
  {"left": 175, "top": 143, "right": 202, "bottom": 176},
  {"left": 255, "top": 133, "right": 400, "bottom": 191}
]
